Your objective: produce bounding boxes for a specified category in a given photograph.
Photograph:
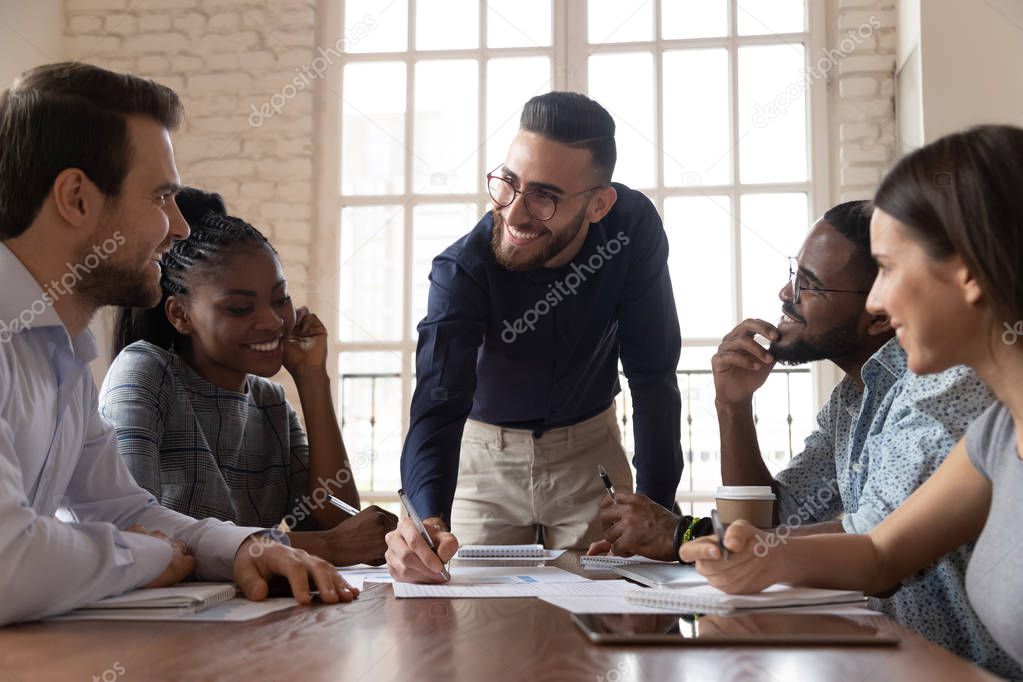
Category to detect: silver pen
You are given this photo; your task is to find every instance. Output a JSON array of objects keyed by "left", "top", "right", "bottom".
[
  {"left": 327, "top": 494, "right": 360, "bottom": 516},
  {"left": 397, "top": 488, "right": 450, "bottom": 581}
]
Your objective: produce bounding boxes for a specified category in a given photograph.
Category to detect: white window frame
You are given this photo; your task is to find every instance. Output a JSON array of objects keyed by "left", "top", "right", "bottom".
[{"left": 315, "top": 0, "right": 832, "bottom": 504}]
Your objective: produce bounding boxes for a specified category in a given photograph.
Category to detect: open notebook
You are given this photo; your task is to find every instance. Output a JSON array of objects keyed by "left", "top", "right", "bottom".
[{"left": 626, "top": 584, "right": 865, "bottom": 613}]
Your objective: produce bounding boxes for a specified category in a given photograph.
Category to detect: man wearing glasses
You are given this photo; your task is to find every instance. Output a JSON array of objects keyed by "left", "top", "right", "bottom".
[
  {"left": 386, "top": 92, "right": 683, "bottom": 581},
  {"left": 589, "top": 201, "right": 1014, "bottom": 676}
]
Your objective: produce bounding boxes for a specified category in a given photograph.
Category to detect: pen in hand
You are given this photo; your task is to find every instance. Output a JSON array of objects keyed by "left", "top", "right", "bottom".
[
  {"left": 327, "top": 494, "right": 360, "bottom": 516},
  {"left": 597, "top": 465, "right": 617, "bottom": 504},
  {"left": 397, "top": 488, "right": 451, "bottom": 582},
  {"left": 711, "top": 509, "right": 730, "bottom": 561}
]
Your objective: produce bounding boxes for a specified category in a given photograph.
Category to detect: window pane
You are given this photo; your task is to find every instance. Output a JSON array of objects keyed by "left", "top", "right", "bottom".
[
  {"left": 487, "top": 0, "right": 552, "bottom": 48},
  {"left": 663, "top": 49, "right": 730, "bottom": 186},
  {"left": 755, "top": 369, "right": 814, "bottom": 475},
  {"left": 343, "top": 0, "right": 407, "bottom": 53},
  {"left": 589, "top": 52, "right": 655, "bottom": 188},
  {"left": 664, "top": 195, "right": 733, "bottom": 338},
  {"left": 339, "top": 351, "right": 404, "bottom": 493},
  {"left": 681, "top": 364, "right": 723, "bottom": 494},
  {"left": 738, "top": 44, "right": 807, "bottom": 184},
  {"left": 410, "top": 203, "right": 481, "bottom": 336},
  {"left": 739, "top": 193, "right": 808, "bottom": 321},
  {"left": 414, "top": 60, "right": 479, "bottom": 194},
  {"left": 339, "top": 206, "right": 404, "bottom": 342},
  {"left": 588, "top": 0, "right": 653, "bottom": 44},
  {"left": 737, "top": 0, "right": 805, "bottom": 36},
  {"left": 341, "top": 62, "right": 406, "bottom": 195},
  {"left": 486, "top": 56, "right": 551, "bottom": 168},
  {"left": 417, "top": 0, "right": 478, "bottom": 50},
  {"left": 661, "top": 0, "right": 728, "bottom": 39}
]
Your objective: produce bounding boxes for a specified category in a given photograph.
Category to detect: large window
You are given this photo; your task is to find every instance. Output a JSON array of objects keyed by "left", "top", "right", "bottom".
[{"left": 323, "top": 0, "right": 829, "bottom": 512}]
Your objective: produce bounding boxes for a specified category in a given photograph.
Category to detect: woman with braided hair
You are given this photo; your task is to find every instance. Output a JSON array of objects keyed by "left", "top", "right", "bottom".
[{"left": 100, "top": 187, "right": 397, "bottom": 566}]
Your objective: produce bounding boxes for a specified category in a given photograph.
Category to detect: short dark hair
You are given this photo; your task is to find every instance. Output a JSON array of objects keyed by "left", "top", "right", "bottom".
[
  {"left": 0, "top": 61, "right": 183, "bottom": 240},
  {"left": 873, "top": 124, "right": 1023, "bottom": 323},
  {"left": 519, "top": 91, "right": 616, "bottom": 183},
  {"left": 822, "top": 200, "right": 875, "bottom": 282},
  {"left": 112, "top": 187, "right": 277, "bottom": 359}
]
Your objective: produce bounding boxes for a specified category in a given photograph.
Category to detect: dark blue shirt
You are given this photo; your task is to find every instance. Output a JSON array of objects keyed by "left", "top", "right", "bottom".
[{"left": 401, "top": 184, "right": 683, "bottom": 522}]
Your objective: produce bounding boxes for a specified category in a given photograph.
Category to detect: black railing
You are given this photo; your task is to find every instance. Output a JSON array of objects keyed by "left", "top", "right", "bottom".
[{"left": 340, "top": 367, "right": 812, "bottom": 501}]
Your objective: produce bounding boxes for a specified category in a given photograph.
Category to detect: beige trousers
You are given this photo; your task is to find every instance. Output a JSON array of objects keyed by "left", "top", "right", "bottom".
[{"left": 449, "top": 406, "right": 634, "bottom": 549}]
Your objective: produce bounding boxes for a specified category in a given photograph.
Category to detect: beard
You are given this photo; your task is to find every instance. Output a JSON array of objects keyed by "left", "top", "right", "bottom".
[
  {"left": 73, "top": 255, "right": 162, "bottom": 310},
  {"left": 772, "top": 307, "right": 864, "bottom": 366},
  {"left": 491, "top": 204, "right": 587, "bottom": 272},
  {"left": 70, "top": 208, "right": 164, "bottom": 311}
]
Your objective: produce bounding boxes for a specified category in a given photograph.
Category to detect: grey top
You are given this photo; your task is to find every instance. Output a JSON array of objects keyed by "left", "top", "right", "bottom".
[
  {"left": 774, "top": 339, "right": 1021, "bottom": 679},
  {"left": 99, "top": 341, "right": 313, "bottom": 530},
  {"left": 965, "top": 401, "right": 1023, "bottom": 671}
]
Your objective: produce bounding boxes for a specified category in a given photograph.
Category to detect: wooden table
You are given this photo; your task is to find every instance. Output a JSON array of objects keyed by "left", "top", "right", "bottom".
[{"left": 0, "top": 553, "right": 999, "bottom": 682}]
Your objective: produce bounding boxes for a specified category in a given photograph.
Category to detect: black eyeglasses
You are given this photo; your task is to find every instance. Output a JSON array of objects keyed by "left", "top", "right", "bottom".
[
  {"left": 788, "top": 257, "right": 869, "bottom": 304},
  {"left": 486, "top": 167, "right": 604, "bottom": 222}
]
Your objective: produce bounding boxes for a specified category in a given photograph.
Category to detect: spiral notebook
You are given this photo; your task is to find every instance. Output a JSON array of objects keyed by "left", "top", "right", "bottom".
[
  {"left": 457, "top": 544, "right": 546, "bottom": 558},
  {"left": 580, "top": 554, "right": 668, "bottom": 570},
  {"left": 625, "top": 584, "right": 865, "bottom": 613},
  {"left": 64, "top": 583, "right": 237, "bottom": 618}
]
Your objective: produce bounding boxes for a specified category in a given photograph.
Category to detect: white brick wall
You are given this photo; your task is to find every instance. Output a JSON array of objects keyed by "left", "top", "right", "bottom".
[
  {"left": 830, "top": 0, "right": 898, "bottom": 202},
  {"left": 63, "top": 0, "right": 318, "bottom": 296},
  {"left": 64, "top": 0, "right": 319, "bottom": 398}
]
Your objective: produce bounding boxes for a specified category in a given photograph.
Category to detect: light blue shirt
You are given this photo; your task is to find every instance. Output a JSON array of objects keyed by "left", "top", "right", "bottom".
[
  {"left": 0, "top": 243, "right": 261, "bottom": 625},
  {"left": 774, "top": 338, "right": 1020, "bottom": 679}
]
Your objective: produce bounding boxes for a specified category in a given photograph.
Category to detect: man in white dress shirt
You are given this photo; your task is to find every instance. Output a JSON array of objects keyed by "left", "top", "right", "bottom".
[{"left": 0, "top": 62, "right": 355, "bottom": 625}]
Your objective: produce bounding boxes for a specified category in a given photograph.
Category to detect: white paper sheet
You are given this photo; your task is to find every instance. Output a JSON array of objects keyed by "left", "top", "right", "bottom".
[
  {"left": 393, "top": 578, "right": 634, "bottom": 599},
  {"left": 342, "top": 564, "right": 586, "bottom": 591},
  {"left": 337, "top": 566, "right": 394, "bottom": 590}
]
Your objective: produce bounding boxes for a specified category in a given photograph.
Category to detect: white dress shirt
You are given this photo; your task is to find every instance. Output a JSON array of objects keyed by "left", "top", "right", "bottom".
[{"left": 0, "top": 243, "right": 261, "bottom": 625}]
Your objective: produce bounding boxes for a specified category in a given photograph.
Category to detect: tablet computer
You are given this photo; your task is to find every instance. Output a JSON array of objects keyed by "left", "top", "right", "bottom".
[
  {"left": 612, "top": 563, "right": 706, "bottom": 588},
  {"left": 573, "top": 612, "right": 900, "bottom": 646}
]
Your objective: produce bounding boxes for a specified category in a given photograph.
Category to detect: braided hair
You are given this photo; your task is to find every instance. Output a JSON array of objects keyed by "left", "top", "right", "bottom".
[{"left": 111, "top": 187, "right": 277, "bottom": 359}]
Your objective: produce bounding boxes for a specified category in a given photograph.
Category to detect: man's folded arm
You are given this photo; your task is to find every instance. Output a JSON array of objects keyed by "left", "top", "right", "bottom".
[{"left": 0, "top": 415, "right": 173, "bottom": 625}]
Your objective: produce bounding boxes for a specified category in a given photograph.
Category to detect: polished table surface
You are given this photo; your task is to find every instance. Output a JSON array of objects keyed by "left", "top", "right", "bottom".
[{"left": 0, "top": 553, "right": 999, "bottom": 682}]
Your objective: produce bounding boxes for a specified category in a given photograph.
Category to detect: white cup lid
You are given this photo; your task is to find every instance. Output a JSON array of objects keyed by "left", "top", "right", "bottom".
[{"left": 715, "top": 485, "right": 776, "bottom": 500}]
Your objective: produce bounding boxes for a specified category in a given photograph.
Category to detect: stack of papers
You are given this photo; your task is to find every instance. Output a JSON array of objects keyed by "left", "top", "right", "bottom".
[{"left": 48, "top": 583, "right": 299, "bottom": 622}]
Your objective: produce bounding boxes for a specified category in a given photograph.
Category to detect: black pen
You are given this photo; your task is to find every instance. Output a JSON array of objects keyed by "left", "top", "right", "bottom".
[
  {"left": 711, "top": 509, "right": 730, "bottom": 560},
  {"left": 597, "top": 465, "right": 617, "bottom": 504}
]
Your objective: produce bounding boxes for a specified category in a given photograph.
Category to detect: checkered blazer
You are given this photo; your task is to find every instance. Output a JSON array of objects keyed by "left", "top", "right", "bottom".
[{"left": 99, "top": 341, "right": 312, "bottom": 529}]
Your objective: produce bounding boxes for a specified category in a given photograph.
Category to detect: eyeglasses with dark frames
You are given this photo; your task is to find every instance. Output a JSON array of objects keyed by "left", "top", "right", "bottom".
[
  {"left": 788, "top": 257, "right": 869, "bottom": 304},
  {"left": 485, "top": 166, "right": 605, "bottom": 222}
]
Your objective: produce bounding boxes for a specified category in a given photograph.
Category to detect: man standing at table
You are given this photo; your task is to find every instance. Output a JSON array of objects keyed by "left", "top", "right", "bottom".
[
  {"left": 386, "top": 92, "right": 683, "bottom": 581},
  {"left": 0, "top": 63, "right": 354, "bottom": 625}
]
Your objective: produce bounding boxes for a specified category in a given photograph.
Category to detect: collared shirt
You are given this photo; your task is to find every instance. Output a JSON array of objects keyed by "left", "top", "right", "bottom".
[
  {"left": 99, "top": 341, "right": 313, "bottom": 529},
  {"left": 775, "top": 338, "right": 1020, "bottom": 678},
  {"left": 0, "top": 243, "right": 261, "bottom": 625},
  {"left": 401, "top": 184, "right": 683, "bottom": 522}
]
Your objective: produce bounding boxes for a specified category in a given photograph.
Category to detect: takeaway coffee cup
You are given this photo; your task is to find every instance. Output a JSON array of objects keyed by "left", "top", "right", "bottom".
[{"left": 714, "top": 486, "right": 776, "bottom": 528}]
